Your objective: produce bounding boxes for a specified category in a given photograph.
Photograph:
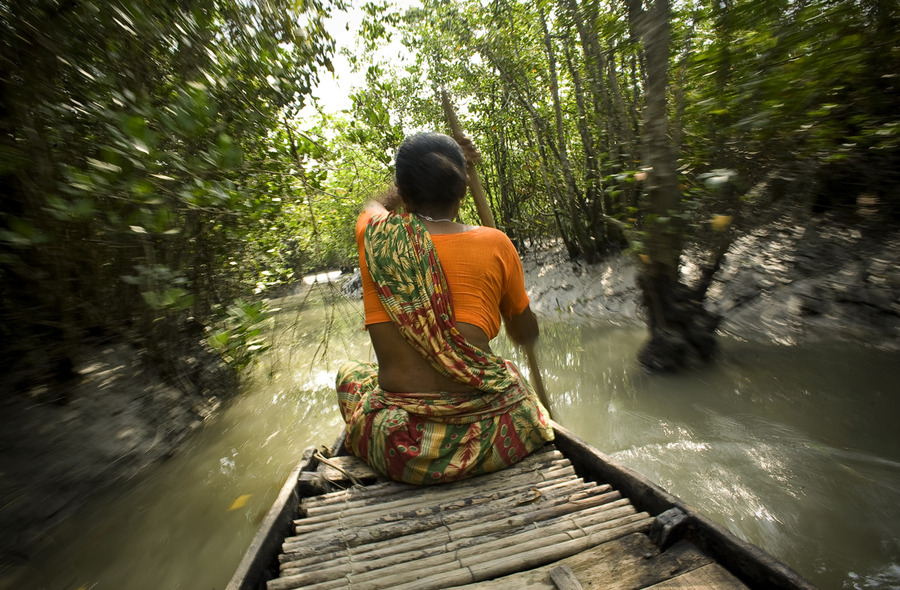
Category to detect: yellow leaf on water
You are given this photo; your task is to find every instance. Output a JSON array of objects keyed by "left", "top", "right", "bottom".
[
  {"left": 711, "top": 214, "right": 733, "bottom": 232},
  {"left": 228, "top": 494, "right": 252, "bottom": 511}
]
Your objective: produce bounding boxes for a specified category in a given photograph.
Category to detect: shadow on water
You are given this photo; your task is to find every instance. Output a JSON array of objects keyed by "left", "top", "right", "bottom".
[{"left": 3, "top": 296, "right": 898, "bottom": 590}]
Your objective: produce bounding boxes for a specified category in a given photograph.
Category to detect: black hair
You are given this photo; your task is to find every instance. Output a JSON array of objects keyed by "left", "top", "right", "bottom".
[{"left": 395, "top": 132, "right": 467, "bottom": 210}]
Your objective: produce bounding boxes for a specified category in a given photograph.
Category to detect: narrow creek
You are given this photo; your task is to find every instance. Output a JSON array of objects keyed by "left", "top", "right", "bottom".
[{"left": 6, "top": 284, "right": 899, "bottom": 590}]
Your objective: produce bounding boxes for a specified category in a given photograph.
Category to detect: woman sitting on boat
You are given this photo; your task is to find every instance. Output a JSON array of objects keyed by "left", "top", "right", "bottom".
[{"left": 335, "top": 132, "right": 554, "bottom": 485}]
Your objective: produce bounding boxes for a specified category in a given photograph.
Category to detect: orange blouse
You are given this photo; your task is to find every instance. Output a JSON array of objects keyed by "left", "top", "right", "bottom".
[{"left": 356, "top": 209, "right": 529, "bottom": 340}]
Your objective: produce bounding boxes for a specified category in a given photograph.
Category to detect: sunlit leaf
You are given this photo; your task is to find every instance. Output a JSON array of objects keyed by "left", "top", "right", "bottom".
[{"left": 228, "top": 494, "right": 252, "bottom": 511}]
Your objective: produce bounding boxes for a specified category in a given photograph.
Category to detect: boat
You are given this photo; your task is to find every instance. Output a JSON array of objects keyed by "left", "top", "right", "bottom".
[{"left": 227, "top": 421, "right": 815, "bottom": 590}]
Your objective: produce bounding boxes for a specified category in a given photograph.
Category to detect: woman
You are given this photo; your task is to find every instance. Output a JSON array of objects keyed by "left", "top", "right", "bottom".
[{"left": 335, "top": 132, "right": 553, "bottom": 485}]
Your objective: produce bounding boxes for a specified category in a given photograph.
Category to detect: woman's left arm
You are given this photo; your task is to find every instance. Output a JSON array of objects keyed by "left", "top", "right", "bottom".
[{"left": 365, "top": 186, "right": 403, "bottom": 214}]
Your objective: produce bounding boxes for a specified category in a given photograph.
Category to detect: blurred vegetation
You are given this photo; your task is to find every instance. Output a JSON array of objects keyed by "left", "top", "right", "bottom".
[
  {"left": 1, "top": 0, "right": 897, "bottom": 383},
  {"left": 0, "top": 0, "right": 343, "bottom": 390}
]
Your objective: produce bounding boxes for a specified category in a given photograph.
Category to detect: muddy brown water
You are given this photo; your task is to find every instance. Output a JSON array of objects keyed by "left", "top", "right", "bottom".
[{"left": 2, "top": 287, "right": 898, "bottom": 590}]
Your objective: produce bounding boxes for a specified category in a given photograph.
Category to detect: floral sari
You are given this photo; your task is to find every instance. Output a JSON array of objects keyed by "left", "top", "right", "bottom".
[{"left": 335, "top": 211, "right": 553, "bottom": 485}]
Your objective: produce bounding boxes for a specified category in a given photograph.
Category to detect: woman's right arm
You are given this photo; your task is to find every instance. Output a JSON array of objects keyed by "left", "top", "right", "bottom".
[{"left": 503, "top": 305, "right": 539, "bottom": 348}]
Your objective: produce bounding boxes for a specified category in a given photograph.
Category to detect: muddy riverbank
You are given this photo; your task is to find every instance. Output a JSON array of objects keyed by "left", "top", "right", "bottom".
[
  {"left": 0, "top": 342, "right": 233, "bottom": 559},
  {"left": 523, "top": 214, "right": 900, "bottom": 350}
]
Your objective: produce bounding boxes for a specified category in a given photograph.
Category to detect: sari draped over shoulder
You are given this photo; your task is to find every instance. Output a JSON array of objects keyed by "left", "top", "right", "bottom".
[{"left": 336, "top": 211, "right": 554, "bottom": 484}]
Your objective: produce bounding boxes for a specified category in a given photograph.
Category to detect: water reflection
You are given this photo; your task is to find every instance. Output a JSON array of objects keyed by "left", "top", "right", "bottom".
[
  {"left": 497, "top": 322, "right": 900, "bottom": 590},
  {"left": 3, "top": 295, "right": 897, "bottom": 590}
]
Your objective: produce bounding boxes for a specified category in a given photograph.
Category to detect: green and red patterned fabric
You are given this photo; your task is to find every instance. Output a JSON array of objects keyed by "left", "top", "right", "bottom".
[{"left": 335, "top": 210, "right": 553, "bottom": 484}]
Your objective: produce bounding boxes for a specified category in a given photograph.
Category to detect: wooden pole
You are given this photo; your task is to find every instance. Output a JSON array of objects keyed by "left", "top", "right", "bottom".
[
  {"left": 440, "top": 90, "right": 495, "bottom": 229},
  {"left": 440, "top": 89, "right": 553, "bottom": 420}
]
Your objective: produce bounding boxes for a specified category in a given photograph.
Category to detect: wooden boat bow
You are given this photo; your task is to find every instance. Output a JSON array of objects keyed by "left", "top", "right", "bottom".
[{"left": 227, "top": 422, "right": 816, "bottom": 590}]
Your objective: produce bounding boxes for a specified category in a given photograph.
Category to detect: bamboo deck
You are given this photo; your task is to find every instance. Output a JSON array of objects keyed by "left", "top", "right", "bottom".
[
  {"left": 228, "top": 424, "right": 815, "bottom": 590},
  {"left": 261, "top": 445, "right": 752, "bottom": 590}
]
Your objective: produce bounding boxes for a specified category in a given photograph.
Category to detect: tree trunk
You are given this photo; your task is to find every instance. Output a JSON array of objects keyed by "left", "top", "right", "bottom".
[
  {"left": 606, "top": 51, "right": 640, "bottom": 213},
  {"left": 671, "top": 10, "right": 698, "bottom": 155},
  {"left": 562, "top": 34, "right": 600, "bottom": 240},
  {"left": 538, "top": 5, "right": 598, "bottom": 263},
  {"left": 627, "top": 0, "right": 719, "bottom": 372},
  {"left": 562, "top": 0, "right": 614, "bottom": 159}
]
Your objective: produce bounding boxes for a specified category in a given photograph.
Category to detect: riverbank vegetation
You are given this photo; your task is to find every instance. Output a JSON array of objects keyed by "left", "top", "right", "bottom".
[
  {"left": 0, "top": 0, "right": 340, "bottom": 395},
  {"left": 333, "top": 0, "right": 899, "bottom": 369},
  {"left": 2, "top": 0, "right": 897, "bottom": 394}
]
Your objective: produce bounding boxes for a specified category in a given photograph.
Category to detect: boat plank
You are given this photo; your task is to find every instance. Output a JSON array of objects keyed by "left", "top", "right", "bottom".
[
  {"left": 643, "top": 562, "right": 751, "bottom": 589},
  {"left": 450, "top": 534, "right": 715, "bottom": 590},
  {"left": 551, "top": 424, "right": 817, "bottom": 590},
  {"left": 549, "top": 565, "right": 584, "bottom": 590},
  {"left": 225, "top": 447, "right": 316, "bottom": 590},
  {"left": 315, "top": 454, "right": 379, "bottom": 481}
]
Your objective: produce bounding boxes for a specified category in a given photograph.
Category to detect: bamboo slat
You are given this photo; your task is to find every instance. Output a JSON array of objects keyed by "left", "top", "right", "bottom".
[
  {"left": 292, "top": 463, "right": 580, "bottom": 535},
  {"left": 280, "top": 483, "right": 618, "bottom": 559},
  {"left": 282, "top": 491, "right": 605, "bottom": 565},
  {"left": 387, "top": 517, "right": 654, "bottom": 590},
  {"left": 300, "top": 452, "right": 568, "bottom": 517},
  {"left": 269, "top": 515, "right": 653, "bottom": 590},
  {"left": 282, "top": 497, "right": 634, "bottom": 572},
  {"left": 278, "top": 504, "right": 643, "bottom": 583},
  {"left": 278, "top": 496, "right": 634, "bottom": 573},
  {"left": 299, "top": 446, "right": 562, "bottom": 510},
  {"left": 292, "top": 474, "right": 589, "bottom": 540},
  {"left": 293, "top": 462, "right": 582, "bottom": 532},
  {"left": 265, "top": 443, "right": 652, "bottom": 590}
]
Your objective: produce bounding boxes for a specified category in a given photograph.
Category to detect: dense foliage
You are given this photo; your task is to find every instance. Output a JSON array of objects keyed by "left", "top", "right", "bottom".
[
  {"left": 2, "top": 0, "right": 897, "bottom": 381},
  {"left": 347, "top": 0, "right": 898, "bottom": 249},
  {"left": 0, "top": 0, "right": 339, "bottom": 387},
  {"left": 335, "top": 0, "right": 898, "bottom": 370}
]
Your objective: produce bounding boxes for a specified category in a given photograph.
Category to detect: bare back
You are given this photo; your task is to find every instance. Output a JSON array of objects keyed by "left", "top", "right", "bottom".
[{"left": 368, "top": 321, "right": 491, "bottom": 393}]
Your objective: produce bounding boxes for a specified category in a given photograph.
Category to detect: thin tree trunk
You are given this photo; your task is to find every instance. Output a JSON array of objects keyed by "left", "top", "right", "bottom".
[
  {"left": 523, "top": 123, "right": 579, "bottom": 259},
  {"left": 672, "top": 10, "right": 698, "bottom": 155},
  {"left": 538, "top": 5, "right": 598, "bottom": 263},
  {"left": 712, "top": 0, "right": 733, "bottom": 168},
  {"left": 561, "top": 0, "right": 614, "bottom": 159},
  {"left": 562, "top": 36, "right": 600, "bottom": 237}
]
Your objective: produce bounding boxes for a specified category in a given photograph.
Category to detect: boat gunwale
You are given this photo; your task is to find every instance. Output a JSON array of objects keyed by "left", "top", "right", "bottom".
[
  {"left": 552, "top": 422, "right": 816, "bottom": 590},
  {"left": 225, "top": 447, "right": 315, "bottom": 590}
]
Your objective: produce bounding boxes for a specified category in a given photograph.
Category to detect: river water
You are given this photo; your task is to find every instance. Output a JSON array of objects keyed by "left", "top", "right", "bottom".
[{"left": 5, "top": 284, "right": 899, "bottom": 590}]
